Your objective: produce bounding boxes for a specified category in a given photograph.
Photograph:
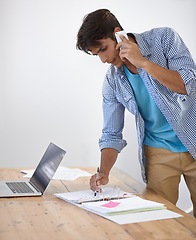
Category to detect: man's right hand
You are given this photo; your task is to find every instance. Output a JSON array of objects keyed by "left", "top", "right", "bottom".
[
  {"left": 90, "top": 171, "right": 109, "bottom": 192},
  {"left": 90, "top": 148, "right": 119, "bottom": 192}
]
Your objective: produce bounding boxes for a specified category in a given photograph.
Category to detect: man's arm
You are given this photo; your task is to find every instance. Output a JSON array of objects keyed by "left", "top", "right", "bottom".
[
  {"left": 118, "top": 35, "right": 187, "bottom": 94},
  {"left": 90, "top": 148, "right": 118, "bottom": 191},
  {"left": 91, "top": 73, "right": 127, "bottom": 191},
  {"left": 142, "top": 60, "right": 186, "bottom": 94}
]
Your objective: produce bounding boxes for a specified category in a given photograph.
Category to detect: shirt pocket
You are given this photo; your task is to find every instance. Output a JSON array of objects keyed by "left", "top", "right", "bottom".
[{"left": 116, "top": 93, "right": 137, "bottom": 115}]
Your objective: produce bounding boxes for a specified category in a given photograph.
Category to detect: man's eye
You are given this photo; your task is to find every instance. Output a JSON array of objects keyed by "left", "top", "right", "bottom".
[
  {"left": 91, "top": 53, "right": 98, "bottom": 56},
  {"left": 101, "top": 47, "right": 107, "bottom": 52}
]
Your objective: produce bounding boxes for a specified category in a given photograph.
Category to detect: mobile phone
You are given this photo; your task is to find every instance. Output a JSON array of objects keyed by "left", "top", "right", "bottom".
[{"left": 115, "top": 30, "right": 129, "bottom": 48}]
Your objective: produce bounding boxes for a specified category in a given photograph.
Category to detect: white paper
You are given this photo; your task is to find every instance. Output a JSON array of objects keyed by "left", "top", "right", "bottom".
[
  {"left": 82, "top": 196, "right": 165, "bottom": 215},
  {"left": 55, "top": 188, "right": 183, "bottom": 224},
  {"left": 21, "top": 166, "right": 91, "bottom": 181},
  {"left": 106, "top": 209, "right": 183, "bottom": 225}
]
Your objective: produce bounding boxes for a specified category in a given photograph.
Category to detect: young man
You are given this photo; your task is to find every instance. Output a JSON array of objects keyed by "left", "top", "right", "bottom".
[{"left": 76, "top": 9, "right": 196, "bottom": 217}]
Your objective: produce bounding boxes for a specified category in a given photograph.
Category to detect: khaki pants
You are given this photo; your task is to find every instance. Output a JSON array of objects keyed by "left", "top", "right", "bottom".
[{"left": 144, "top": 145, "right": 196, "bottom": 217}]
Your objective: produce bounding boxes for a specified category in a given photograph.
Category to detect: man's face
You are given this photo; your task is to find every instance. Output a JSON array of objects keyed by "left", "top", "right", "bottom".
[{"left": 89, "top": 38, "right": 124, "bottom": 68}]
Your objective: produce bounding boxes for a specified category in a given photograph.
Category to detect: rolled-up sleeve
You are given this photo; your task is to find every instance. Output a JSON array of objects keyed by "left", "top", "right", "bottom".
[
  {"left": 163, "top": 27, "right": 196, "bottom": 98},
  {"left": 99, "top": 75, "right": 127, "bottom": 152},
  {"left": 180, "top": 69, "right": 196, "bottom": 98}
]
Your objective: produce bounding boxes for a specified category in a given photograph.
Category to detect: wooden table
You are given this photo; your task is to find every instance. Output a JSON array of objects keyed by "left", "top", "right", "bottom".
[{"left": 0, "top": 167, "right": 196, "bottom": 240}]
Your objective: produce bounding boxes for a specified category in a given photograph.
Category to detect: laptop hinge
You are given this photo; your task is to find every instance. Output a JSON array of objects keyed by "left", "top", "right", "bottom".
[{"left": 29, "top": 181, "right": 42, "bottom": 194}]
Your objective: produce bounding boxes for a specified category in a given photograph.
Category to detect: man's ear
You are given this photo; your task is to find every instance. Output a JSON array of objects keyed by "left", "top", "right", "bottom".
[{"left": 113, "top": 27, "right": 121, "bottom": 39}]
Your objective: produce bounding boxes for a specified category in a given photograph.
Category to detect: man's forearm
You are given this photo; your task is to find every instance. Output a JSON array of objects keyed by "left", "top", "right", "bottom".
[
  {"left": 142, "top": 59, "right": 187, "bottom": 94},
  {"left": 100, "top": 148, "right": 119, "bottom": 176}
]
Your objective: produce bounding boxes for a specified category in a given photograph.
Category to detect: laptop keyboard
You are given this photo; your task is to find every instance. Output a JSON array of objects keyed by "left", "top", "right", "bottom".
[{"left": 6, "top": 182, "right": 35, "bottom": 194}]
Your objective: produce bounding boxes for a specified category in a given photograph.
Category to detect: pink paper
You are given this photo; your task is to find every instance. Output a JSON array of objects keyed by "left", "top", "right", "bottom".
[{"left": 101, "top": 201, "right": 120, "bottom": 208}]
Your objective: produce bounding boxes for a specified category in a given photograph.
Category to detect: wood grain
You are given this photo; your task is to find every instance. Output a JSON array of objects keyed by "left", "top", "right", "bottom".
[{"left": 0, "top": 167, "right": 196, "bottom": 240}]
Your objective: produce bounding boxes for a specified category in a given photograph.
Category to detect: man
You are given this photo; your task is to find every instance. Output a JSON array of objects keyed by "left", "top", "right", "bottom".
[{"left": 76, "top": 9, "right": 196, "bottom": 217}]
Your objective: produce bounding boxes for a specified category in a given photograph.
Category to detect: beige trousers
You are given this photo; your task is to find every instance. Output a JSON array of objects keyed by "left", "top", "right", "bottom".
[{"left": 144, "top": 145, "right": 196, "bottom": 217}]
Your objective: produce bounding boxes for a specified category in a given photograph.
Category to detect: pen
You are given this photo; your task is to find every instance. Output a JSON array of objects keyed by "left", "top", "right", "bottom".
[{"left": 94, "top": 167, "right": 99, "bottom": 196}]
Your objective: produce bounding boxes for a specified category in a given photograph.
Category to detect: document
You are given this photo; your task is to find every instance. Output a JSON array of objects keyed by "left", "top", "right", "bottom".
[
  {"left": 82, "top": 197, "right": 166, "bottom": 216},
  {"left": 55, "top": 188, "right": 183, "bottom": 224},
  {"left": 106, "top": 209, "right": 183, "bottom": 225},
  {"left": 22, "top": 166, "right": 91, "bottom": 181}
]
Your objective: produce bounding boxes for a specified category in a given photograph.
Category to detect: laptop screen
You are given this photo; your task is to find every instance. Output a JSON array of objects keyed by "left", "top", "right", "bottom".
[{"left": 30, "top": 143, "right": 66, "bottom": 193}]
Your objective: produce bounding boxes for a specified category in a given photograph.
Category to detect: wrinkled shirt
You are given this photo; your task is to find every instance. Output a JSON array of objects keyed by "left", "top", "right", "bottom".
[{"left": 99, "top": 27, "right": 196, "bottom": 183}]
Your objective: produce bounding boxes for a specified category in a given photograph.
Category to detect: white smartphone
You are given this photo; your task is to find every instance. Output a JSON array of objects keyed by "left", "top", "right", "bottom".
[{"left": 115, "top": 30, "right": 129, "bottom": 47}]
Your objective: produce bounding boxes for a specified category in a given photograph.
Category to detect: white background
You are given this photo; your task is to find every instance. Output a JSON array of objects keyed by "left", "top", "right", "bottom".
[{"left": 0, "top": 0, "right": 195, "bottom": 212}]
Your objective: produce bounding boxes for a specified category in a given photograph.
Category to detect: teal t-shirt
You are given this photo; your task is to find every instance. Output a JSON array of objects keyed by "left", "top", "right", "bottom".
[{"left": 123, "top": 65, "right": 187, "bottom": 152}]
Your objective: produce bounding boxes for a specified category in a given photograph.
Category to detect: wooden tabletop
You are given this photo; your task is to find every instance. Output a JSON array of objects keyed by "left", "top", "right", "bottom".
[{"left": 0, "top": 167, "right": 196, "bottom": 240}]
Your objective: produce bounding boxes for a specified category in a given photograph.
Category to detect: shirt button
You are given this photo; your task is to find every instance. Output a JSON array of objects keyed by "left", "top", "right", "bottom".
[{"left": 124, "top": 97, "right": 127, "bottom": 101}]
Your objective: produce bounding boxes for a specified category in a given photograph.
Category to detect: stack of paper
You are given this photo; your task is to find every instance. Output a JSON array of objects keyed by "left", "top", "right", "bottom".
[
  {"left": 82, "top": 197, "right": 166, "bottom": 216},
  {"left": 55, "top": 188, "right": 183, "bottom": 224}
]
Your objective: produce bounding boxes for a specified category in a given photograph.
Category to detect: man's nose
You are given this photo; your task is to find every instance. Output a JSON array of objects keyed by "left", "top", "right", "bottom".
[{"left": 99, "top": 55, "right": 108, "bottom": 63}]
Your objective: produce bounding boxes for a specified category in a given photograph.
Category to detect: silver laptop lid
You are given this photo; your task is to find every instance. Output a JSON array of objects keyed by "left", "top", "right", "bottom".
[{"left": 30, "top": 143, "right": 66, "bottom": 193}]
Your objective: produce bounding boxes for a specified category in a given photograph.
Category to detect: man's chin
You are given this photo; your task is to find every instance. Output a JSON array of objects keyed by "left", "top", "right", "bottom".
[{"left": 113, "top": 60, "right": 124, "bottom": 68}]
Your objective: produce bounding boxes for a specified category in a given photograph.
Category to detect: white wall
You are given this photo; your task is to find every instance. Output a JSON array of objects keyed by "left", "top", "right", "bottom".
[{"left": 0, "top": 0, "right": 195, "bottom": 211}]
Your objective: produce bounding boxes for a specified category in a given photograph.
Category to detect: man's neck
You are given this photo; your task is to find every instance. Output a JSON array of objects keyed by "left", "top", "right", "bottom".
[{"left": 124, "top": 60, "right": 138, "bottom": 74}]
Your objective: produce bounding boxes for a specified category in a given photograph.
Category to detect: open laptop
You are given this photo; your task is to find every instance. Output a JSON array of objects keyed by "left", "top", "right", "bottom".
[{"left": 0, "top": 142, "right": 66, "bottom": 197}]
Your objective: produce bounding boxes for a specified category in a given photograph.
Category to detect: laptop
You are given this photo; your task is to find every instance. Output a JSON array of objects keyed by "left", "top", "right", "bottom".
[{"left": 0, "top": 142, "right": 66, "bottom": 197}]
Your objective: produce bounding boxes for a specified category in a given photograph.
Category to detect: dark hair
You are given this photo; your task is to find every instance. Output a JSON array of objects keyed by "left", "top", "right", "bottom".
[{"left": 76, "top": 9, "right": 123, "bottom": 54}]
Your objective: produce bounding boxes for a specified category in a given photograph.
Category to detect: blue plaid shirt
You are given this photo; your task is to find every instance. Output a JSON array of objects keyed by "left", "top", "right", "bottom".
[{"left": 99, "top": 27, "right": 196, "bottom": 183}]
